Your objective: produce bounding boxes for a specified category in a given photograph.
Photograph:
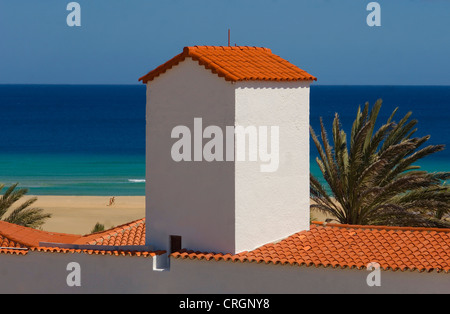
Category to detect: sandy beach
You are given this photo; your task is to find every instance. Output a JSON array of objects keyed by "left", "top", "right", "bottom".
[
  {"left": 22, "top": 195, "right": 146, "bottom": 235},
  {"left": 16, "top": 195, "right": 330, "bottom": 236}
]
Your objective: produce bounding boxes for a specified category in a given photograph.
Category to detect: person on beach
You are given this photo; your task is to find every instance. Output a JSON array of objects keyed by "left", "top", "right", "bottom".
[{"left": 107, "top": 197, "right": 115, "bottom": 206}]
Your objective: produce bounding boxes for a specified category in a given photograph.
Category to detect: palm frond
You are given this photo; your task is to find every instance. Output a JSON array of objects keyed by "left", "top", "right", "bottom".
[
  {"left": 0, "top": 183, "right": 51, "bottom": 228},
  {"left": 310, "top": 100, "right": 450, "bottom": 227}
]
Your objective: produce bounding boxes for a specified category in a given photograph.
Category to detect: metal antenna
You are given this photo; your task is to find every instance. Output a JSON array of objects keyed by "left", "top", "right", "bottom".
[{"left": 228, "top": 29, "right": 231, "bottom": 47}]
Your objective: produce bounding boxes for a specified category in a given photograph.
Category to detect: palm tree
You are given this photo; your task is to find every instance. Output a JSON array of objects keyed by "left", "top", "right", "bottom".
[
  {"left": 0, "top": 183, "right": 51, "bottom": 228},
  {"left": 310, "top": 99, "right": 450, "bottom": 228}
]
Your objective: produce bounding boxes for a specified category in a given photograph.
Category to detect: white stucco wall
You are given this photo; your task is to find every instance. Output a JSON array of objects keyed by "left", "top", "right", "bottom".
[
  {"left": 0, "top": 252, "right": 448, "bottom": 294},
  {"left": 145, "top": 58, "right": 236, "bottom": 254},
  {"left": 168, "top": 258, "right": 450, "bottom": 294},
  {"left": 234, "top": 81, "right": 311, "bottom": 253}
]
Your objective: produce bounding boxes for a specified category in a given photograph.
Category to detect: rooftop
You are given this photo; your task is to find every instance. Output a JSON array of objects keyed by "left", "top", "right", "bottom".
[
  {"left": 139, "top": 46, "right": 317, "bottom": 83},
  {"left": 1, "top": 219, "right": 449, "bottom": 273},
  {"left": 0, "top": 220, "right": 81, "bottom": 249},
  {"left": 0, "top": 218, "right": 161, "bottom": 257},
  {"left": 172, "top": 222, "right": 450, "bottom": 273}
]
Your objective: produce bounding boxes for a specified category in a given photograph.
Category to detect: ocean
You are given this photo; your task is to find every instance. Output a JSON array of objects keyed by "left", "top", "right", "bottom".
[
  {"left": 0, "top": 85, "right": 448, "bottom": 196},
  {"left": 0, "top": 85, "right": 146, "bottom": 196}
]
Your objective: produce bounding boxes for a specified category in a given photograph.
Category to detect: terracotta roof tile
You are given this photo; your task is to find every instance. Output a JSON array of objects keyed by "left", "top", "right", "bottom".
[
  {"left": 0, "top": 248, "right": 28, "bottom": 255},
  {"left": 0, "top": 220, "right": 82, "bottom": 248},
  {"left": 171, "top": 222, "right": 450, "bottom": 273},
  {"left": 30, "top": 247, "right": 165, "bottom": 257},
  {"left": 139, "top": 46, "right": 317, "bottom": 83},
  {"left": 73, "top": 218, "right": 145, "bottom": 246},
  {"left": 3, "top": 218, "right": 449, "bottom": 272},
  {"left": 0, "top": 219, "right": 157, "bottom": 257}
]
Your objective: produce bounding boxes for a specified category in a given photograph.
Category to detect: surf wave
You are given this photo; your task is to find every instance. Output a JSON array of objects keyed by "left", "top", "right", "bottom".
[{"left": 128, "top": 179, "right": 146, "bottom": 183}]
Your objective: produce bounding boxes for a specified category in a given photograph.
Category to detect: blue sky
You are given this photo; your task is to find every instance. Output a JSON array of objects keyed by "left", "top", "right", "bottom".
[{"left": 0, "top": 0, "right": 449, "bottom": 85}]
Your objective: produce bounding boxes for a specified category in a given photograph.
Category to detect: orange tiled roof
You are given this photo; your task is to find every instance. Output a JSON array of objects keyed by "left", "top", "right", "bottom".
[
  {"left": 171, "top": 222, "right": 450, "bottom": 273},
  {"left": 0, "top": 219, "right": 156, "bottom": 257},
  {"left": 0, "top": 220, "right": 82, "bottom": 248},
  {"left": 139, "top": 46, "right": 317, "bottom": 83},
  {"left": 0, "top": 230, "right": 28, "bottom": 255},
  {"left": 29, "top": 247, "right": 163, "bottom": 257},
  {"left": 73, "top": 218, "right": 145, "bottom": 246},
  {"left": 3, "top": 219, "right": 450, "bottom": 272},
  {"left": 0, "top": 248, "right": 28, "bottom": 255}
]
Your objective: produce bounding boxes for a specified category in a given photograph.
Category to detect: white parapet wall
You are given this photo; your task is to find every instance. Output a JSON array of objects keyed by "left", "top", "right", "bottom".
[{"left": 0, "top": 251, "right": 449, "bottom": 294}]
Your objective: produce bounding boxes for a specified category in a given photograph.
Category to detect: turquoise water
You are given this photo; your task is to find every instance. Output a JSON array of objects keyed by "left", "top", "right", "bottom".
[
  {"left": 0, "top": 153, "right": 145, "bottom": 196},
  {"left": 0, "top": 85, "right": 448, "bottom": 195}
]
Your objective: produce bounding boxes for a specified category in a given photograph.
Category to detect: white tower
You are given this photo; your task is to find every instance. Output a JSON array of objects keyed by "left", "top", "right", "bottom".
[{"left": 139, "top": 46, "right": 316, "bottom": 254}]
